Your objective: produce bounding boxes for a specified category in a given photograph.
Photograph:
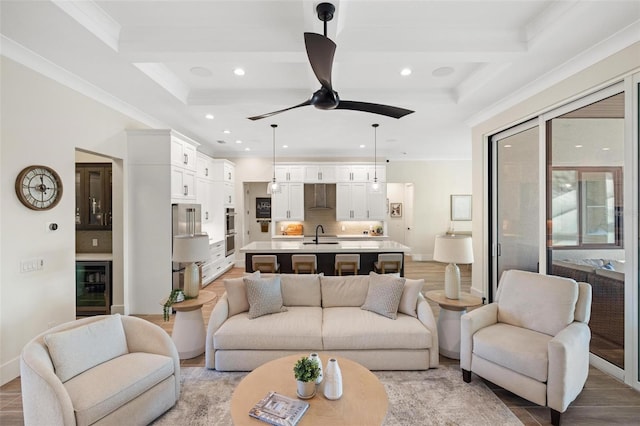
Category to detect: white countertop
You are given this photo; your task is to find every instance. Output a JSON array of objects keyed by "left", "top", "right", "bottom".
[
  {"left": 76, "top": 253, "right": 113, "bottom": 261},
  {"left": 271, "top": 234, "right": 389, "bottom": 240},
  {"left": 240, "top": 240, "right": 409, "bottom": 253}
]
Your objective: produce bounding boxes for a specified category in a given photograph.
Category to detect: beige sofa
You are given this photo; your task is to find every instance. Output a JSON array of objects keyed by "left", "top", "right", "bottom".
[
  {"left": 205, "top": 273, "right": 439, "bottom": 371},
  {"left": 20, "top": 314, "right": 180, "bottom": 426}
]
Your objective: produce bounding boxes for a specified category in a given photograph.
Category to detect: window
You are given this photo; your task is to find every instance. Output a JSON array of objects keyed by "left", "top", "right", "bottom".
[{"left": 551, "top": 166, "right": 622, "bottom": 248}]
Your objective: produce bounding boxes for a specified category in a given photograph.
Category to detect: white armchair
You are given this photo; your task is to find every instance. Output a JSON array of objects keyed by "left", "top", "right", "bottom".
[
  {"left": 460, "top": 270, "right": 591, "bottom": 426},
  {"left": 20, "top": 314, "right": 180, "bottom": 426}
]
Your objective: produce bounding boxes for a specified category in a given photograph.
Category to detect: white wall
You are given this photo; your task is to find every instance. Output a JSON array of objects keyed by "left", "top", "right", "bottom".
[{"left": 0, "top": 57, "right": 147, "bottom": 385}]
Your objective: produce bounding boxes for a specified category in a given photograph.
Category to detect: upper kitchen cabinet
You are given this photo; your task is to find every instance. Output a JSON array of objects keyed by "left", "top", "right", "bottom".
[
  {"left": 76, "top": 163, "right": 112, "bottom": 230},
  {"left": 171, "top": 136, "right": 197, "bottom": 171},
  {"left": 272, "top": 182, "right": 304, "bottom": 221},
  {"left": 336, "top": 164, "right": 385, "bottom": 183},
  {"left": 275, "top": 165, "right": 304, "bottom": 182},
  {"left": 336, "top": 182, "right": 368, "bottom": 220},
  {"left": 304, "top": 164, "right": 337, "bottom": 183}
]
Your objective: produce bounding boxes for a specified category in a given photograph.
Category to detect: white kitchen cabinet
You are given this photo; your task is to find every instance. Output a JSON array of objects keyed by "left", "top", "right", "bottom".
[
  {"left": 272, "top": 182, "right": 304, "bottom": 220},
  {"left": 196, "top": 153, "right": 215, "bottom": 180},
  {"left": 196, "top": 177, "right": 213, "bottom": 224},
  {"left": 336, "top": 164, "right": 383, "bottom": 182},
  {"left": 211, "top": 159, "right": 235, "bottom": 183},
  {"left": 304, "top": 164, "right": 337, "bottom": 183},
  {"left": 336, "top": 182, "right": 368, "bottom": 220},
  {"left": 275, "top": 165, "right": 304, "bottom": 182},
  {"left": 171, "top": 166, "right": 196, "bottom": 201},
  {"left": 171, "top": 136, "right": 197, "bottom": 171},
  {"left": 223, "top": 182, "right": 234, "bottom": 207},
  {"left": 367, "top": 183, "right": 387, "bottom": 220}
]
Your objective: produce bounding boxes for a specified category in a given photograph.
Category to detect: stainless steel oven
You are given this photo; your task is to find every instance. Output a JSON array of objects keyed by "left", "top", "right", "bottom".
[
  {"left": 225, "top": 208, "right": 236, "bottom": 256},
  {"left": 225, "top": 232, "right": 235, "bottom": 256}
]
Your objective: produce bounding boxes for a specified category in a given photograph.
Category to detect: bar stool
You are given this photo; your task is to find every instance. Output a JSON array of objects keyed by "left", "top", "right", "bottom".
[
  {"left": 251, "top": 255, "right": 280, "bottom": 273},
  {"left": 373, "top": 253, "right": 403, "bottom": 274},
  {"left": 334, "top": 254, "right": 360, "bottom": 276},
  {"left": 291, "top": 254, "right": 317, "bottom": 274}
]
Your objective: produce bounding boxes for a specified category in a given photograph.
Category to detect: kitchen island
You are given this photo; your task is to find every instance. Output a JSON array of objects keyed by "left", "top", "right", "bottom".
[{"left": 240, "top": 240, "right": 410, "bottom": 276}]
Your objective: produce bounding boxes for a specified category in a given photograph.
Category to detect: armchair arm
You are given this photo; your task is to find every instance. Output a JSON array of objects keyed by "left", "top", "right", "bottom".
[
  {"left": 20, "top": 342, "right": 76, "bottom": 426},
  {"left": 417, "top": 293, "right": 439, "bottom": 367},
  {"left": 547, "top": 322, "right": 591, "bottom": 413},
  {"left": 205, "top": 293, "right": 230, "bottom": 369},
  {"left": 460, "top": 303, "right": 498, "bottom": 371}
]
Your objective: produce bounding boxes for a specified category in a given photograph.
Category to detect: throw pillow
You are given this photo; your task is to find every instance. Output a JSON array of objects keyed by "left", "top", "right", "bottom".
[
  {"left": 244, "top": 276, "right": 287, "bottom": 319},
  {"left": 361, "top": 272, "right": 406, "bottom": 320},
  {"left": 398, "top": 278, "right": 424, "bottom": 317},
  {"left": 44, "top": 314, "right": 128, "bottom": 382},
  {"left": 224, "top": 271, "right": 260, "bottom": 316}
]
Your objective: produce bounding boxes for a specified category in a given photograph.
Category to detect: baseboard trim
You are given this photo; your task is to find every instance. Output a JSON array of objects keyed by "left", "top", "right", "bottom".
[
  {"left": 589, "top": 353, "right": 624, "bottom": 381},
  {"left": 111, "top": 305, "right": 125, "bottom": 315},
  {"left": 1, "top": 356, "right": 20, "bottom": 386}
]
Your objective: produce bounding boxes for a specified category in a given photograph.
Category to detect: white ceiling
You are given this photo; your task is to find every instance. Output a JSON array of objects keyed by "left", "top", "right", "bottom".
[{"left": 1, "top": 0, "right": 639, "bottom": 160}]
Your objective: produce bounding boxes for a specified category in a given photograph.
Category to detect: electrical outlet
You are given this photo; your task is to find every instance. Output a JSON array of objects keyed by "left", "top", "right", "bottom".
[{"left": 92, "top": 238, "right": 99, "bottom": 247}]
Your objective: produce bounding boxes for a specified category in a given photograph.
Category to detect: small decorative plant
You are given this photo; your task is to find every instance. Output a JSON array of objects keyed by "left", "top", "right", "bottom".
[
  {"left": 293, "top": 356, "right": 321, "bottom": 383},
  {"left": 163, "top": 289, "right": 185, "bottom": 321}
]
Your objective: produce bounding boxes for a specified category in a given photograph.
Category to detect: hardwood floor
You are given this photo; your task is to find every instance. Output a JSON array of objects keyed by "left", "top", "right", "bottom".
[{"left": 2, "top": 259, "right": 639, "bottom": 425}]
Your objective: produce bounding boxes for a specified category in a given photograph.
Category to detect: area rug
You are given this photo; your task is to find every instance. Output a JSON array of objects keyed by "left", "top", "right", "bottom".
[{"left": 153, "top": 365, "right": 522, "bottom": 425}]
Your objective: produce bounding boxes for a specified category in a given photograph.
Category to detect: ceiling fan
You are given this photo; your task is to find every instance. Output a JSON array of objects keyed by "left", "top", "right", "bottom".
[{"left": 248, "top": 2, "right": 414, "bottom": 121}]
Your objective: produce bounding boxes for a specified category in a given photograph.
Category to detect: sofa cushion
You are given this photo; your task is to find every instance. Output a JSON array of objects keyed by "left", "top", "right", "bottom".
[
  {"left": 361, "top": 272, "right": 405, "bottom": 319},
  {"left": 280, "top": 274, "right": 322, "bottom": 307},
  {"left": 44, "top": 314, "right": 128, "bottom": 382},
  {"left": 473, "top": 323, "right": 551, "bottom": 382},
  {"left": 214, "top": 307, "right": 323, "bottom": 350},
  {"left": 64, "top": 352, "right": 174, "bottom": 426},
  {"left": 497, "top": 270, "right": 578, "bottom": 336},
  {"left": 245, "top": 276, "right": 287, "bottom": 319},
  {"left": 224, "top": 271, "right": 260, "bottom": 316},
  {"left": 322, "top": 307, "right": 432, "bottom": 350},
  {"left": 320, "top": 275, "right": 370, "bottom": 307},
  {"left": 398, "top": 278, "right": 423, "bottom": 317}
]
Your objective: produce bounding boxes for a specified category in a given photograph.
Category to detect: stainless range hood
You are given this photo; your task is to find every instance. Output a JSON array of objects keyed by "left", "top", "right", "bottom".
[{"left": 308, "top": 183, "right": 333, "bottom": 210}]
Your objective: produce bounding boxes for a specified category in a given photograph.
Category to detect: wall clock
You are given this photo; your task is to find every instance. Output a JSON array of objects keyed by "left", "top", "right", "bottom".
[{"left": 15, "top": 165, "right": 63, "bottom": 210}]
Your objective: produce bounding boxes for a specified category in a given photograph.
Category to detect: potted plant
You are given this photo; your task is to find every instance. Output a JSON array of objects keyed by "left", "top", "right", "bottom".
[
  {"left": 163, "top": 289, "right": 185, "bottom": 321},
  {"left": 293, "top": 356, "right": 321, "bottom": 399}
]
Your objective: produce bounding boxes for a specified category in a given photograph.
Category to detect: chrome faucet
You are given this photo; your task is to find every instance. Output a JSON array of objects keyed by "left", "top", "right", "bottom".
[{"left": 314, "top": 224, "right": 325, "bottom": 244}]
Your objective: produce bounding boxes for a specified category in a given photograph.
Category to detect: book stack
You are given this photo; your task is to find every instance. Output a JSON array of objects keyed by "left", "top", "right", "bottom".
[{"left": 249, "top": 391, "right": 310, "bottom": 426}]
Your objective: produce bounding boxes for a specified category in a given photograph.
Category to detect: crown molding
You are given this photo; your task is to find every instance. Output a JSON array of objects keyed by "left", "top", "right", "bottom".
[{"left": 51, "top": 0, "right": 121, "bottom": 52}]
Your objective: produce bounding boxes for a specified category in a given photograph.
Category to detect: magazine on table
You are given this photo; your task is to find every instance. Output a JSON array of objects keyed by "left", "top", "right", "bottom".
[{"left": 249, "top": 391, "right": 310, "bottom": 426}]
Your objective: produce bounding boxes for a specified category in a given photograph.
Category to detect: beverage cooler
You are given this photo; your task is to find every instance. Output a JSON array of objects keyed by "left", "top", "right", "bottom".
[{"left": 76, "top": 261, "right": 111, "bottom": 315}]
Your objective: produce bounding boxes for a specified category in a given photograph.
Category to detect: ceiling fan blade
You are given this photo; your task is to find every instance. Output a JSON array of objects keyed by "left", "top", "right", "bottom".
[
  {"left": 247, "top": 99, "right": 312, "bottom": 121},
  {"left": 304, "top": 32, "right": 336, "bottom": 90},
  {"left": 336, "top": 101, "right": 414, "bottom": 119}
]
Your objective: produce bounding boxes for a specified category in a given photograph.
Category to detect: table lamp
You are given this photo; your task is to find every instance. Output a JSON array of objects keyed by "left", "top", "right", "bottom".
[
  {"left": 433, "top": 234, "right": 474, "bottom": 299},
  {"left": 172, "top": 233, "right": 210, "bottom": 298}
]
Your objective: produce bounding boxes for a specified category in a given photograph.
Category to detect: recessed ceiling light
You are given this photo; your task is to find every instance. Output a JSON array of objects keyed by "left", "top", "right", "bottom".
[
  {"left": 223, "top": 129, "right": 231, "bottom": 134},
  {"left": 205, "top": 113, "right": 214, "bottom": 120},
  {"left": 235, "top": 140, "right": 242, "bottom": 144},
  {"left": 360, "top": 144, "right": 366, "bottom": 148},
  {"left": 400, "top": 68, "right": 412, "bottom": 76},
  {"left": 190, "top": 66, "right": 212, "bottom": 77},
  {"left": 432, "top": 66, "right": 454, "bottom": 77},
  {"left": 504, "top": 144, "right": 512, "bottom": 148},
  {"left": 233, "top": 68, "right": 245, "bottom": 76},
  {"left": 217, "top": 140, "right": 226, "bottom": 144},
  {"left": 575, "top": 144, "right": 583, "bottom": 148},
  {"left": 244, "top": 147, "right": 250, "bottom": 151},
  {"left": 282, "top": 145, "right": 288, "bottom": 148},
  {"left": 602, "top": 147, "right": 610, "bottom": 151}
]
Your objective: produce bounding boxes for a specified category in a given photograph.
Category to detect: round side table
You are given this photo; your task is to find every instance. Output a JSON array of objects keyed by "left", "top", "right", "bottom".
[
  {"left": 171, "top": 291, "right": 217, "bottom": 359},
  {"left": 424, "top": 290, "right": 482, "bottom": 360}
]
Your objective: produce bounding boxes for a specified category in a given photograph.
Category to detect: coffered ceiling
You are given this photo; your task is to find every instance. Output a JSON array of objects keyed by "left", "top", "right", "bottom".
[{"left": 1, "top": 0, "right": 638, "bottom": 160}]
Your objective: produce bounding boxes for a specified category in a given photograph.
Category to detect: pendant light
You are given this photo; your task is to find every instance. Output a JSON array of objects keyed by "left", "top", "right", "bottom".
[
  {"left": 371, "top": 123, "right": 380, "bottom": 190},
  {"left": 267, "top": 124, "right": 278, "bottom": 194}
]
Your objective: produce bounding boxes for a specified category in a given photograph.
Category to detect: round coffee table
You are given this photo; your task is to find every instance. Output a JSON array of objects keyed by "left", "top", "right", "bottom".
[{"left": 230, "top": 354, "right": 388, "bottom": 425}]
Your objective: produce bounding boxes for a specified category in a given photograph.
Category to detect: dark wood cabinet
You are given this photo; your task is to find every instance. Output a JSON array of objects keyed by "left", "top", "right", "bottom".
[{"left": 76, "top": 163, "right": 112, "bottom": 230}]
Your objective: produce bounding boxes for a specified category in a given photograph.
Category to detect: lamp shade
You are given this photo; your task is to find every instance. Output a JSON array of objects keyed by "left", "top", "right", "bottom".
[
  {"left": 172, "top": 233, "right": 210, "bottom": 263},
  {"left": 433, "top": 235, "right": 473, "bottom": 264}
]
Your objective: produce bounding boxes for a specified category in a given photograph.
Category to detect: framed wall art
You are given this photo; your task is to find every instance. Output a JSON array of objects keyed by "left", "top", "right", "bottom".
[
  {"left": 451, "top": 195, "right": 472, "bottom": 221},
  {"left": 390, "top": 202, "right": 402, "bottom": 217}
]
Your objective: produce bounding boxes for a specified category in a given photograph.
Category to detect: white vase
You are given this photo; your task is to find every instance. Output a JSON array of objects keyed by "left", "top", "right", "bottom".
[
  {"left": 323, "top": 358, "right": 343, "bottom": 400},
  {"left": 309, "top": 353, "right": 323, "bottom": 384}
]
